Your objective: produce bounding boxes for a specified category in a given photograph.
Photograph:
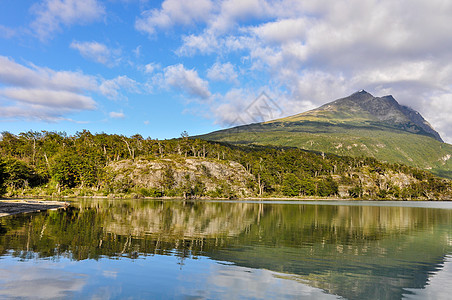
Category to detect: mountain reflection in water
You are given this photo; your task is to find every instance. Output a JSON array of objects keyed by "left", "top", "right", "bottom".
[{"left": 0, "top": 199, "right": 451, "bottom": 300}]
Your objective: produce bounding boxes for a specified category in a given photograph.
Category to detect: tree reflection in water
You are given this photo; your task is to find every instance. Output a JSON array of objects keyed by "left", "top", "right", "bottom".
[{"left": 0, "top": 199, "right": 451, "bottom": 300}]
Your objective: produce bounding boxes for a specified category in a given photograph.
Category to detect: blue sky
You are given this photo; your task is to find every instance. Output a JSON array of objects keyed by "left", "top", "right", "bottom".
[{"left": 1, "top": 0, "right": 452, "bottom": 142}]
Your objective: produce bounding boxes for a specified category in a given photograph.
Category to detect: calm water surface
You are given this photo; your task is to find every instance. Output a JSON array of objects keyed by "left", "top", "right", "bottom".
[{"left": 0, "top": 199, "right": 451, "bottom": 299}]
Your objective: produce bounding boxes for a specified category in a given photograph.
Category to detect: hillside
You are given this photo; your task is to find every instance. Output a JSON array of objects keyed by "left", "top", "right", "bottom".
[
  {"left": 0, "top": 131, "right": 450, "bottom": 200},
  {"left": 198, "top": 91, "right": 452, "bottom": 179}
]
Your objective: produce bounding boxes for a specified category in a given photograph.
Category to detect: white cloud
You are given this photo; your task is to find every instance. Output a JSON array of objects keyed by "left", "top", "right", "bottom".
[
  {"left": 178, "top": 31, "right": 221, "bottom": 56},
  {"left": 421, "top": 93, "right": 452, "bottom": 143},
  {"left": 250, "top": 18, "right": 307, "bottom": 44},
  {"left": 209, "top": 88, "right": 289, "bottom": 127},
  {"left": 7, "top": 0, "right": 452, "bottom": 143},
  {"left": 209, "top": 0, "right": 271, "bottom": 33},
  {"left": 70, "top": 41, "right": 121, "bottom": 66},
  {"left": 143, "top": 62, "right": 160, "bottom": 74},
  {"left": 100, "top": 75, "right": 140, "bottom": 100},
  {"left": 0, "top": 56, "right": 98, "bottom": 92},
  {"left": 1, "top": 88, "right": 95, "bottom": 110},
  {"left": 163, "top": 64, "right": 211, "bottom": 99},
  {"left": 211, "top": 89, "right": 255, "bottom": 126},
  {"left": 0, "top": 56, "right": 141, "bottom": 121},
  {"left": 133, "top": 45, "right": 142, "bottom": 58},
  {"left": 135, "top": 0, "right": 214, "bottom": 35},
  {"left": 136, "top": 0, "right": 276, "bottom": 37},
  {"left": 172, "top": 0, "right": 452, "bottom": 142},
  {"left": 0, "top": 56, "right": 98, "bottom": 120},
  {"left": 207, "top": 62, "right": 238, "bottom": 83},
  {"left": 109, "top": 111, "right": 125, "bottom": 119},
  {"left": 31, "top": 0, "right": 105, "bottom": 40}
]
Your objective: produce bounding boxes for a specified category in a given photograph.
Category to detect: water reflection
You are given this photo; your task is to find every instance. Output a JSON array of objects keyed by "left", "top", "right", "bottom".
[
  {"left": 0, "top": 199, "right": 451, "bottom": 300},
  {"left": 0, "top": 255, "right": 338, "bottom": 300},
  {"left": 403, "top": 255, "right": 452, "bottom": 299},
  {"left": 0, "top": 262, "right": 87, "bottom": 299}
]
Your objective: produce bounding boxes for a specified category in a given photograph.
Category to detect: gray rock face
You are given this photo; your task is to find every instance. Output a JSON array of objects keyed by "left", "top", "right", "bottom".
[
  {"left": 106, "top": 157, "right": 255, "bottom": 196},
  {"left": 328, "top": 90, "right": 443, "bottom": 142},
  {"left": 398, "top": 104, "right": 443, "bottom": 142}
]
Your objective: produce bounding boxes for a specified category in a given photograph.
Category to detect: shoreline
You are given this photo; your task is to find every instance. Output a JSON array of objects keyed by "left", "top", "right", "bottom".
[
  {"left": 6, "top": 195, "right": 450, "bottom": 202},
  {"left": 0, "top": 199, "right": 69, "bottom": 218},
  {"left": 1, "top": 197, "right": 450, "bottom": 218}
]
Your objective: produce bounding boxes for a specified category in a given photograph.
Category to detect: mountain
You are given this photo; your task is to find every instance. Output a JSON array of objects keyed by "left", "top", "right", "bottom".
[
  {"left": 297, "top": 90, "right": 443, "bottom": 142},
  {"left": 198, "top": 91, "right": 452, "bottom": 179}
]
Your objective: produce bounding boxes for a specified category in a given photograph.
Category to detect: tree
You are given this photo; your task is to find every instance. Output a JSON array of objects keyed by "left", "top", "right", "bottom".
[
  {"left": 50, "top": 149, "right": 100, "bottom": 189},
  {"left": 282, "top": 173, "right": 302, "bottom": 197},
  {"left": 300, "top": 177, "right": 316, "bottom": 196},
  {"left": 348, "top": 186, "right": 362, "bottom": 198},
  {"left": 159, "top": 165, "right": 175, "bottom": 192},
  {"left": 4, "top": 157, "right": 41, "bottom": 189},
  {"left": 0, "top": 158, "right": 6, "bottom": 196},
  {"left": 51, "top": 151, "right": 80, "bottom": 189},
  {"left": 317, "top": 176, "right": 338, "bottom": 197},
  {"left": 180, "top": 131, "right": 189, "bottom": 139},
  {"left": 0, "top": 130, "right": 450, "bottom": 199}
]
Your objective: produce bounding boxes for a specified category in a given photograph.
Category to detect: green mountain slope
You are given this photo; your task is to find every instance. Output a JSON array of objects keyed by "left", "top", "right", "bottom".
[{"left": 199, "top": 91, "right": 452, "bottom": 179}]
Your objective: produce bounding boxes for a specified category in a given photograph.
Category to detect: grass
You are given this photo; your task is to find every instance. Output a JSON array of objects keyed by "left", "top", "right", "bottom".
[{"left": 199, "top": 120, "right": 452, "bottom": 179}]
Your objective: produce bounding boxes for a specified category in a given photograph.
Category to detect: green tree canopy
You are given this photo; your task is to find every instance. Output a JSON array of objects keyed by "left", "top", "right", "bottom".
[{"left": 0, "top": 158, "right": 6, "bottom": 196}]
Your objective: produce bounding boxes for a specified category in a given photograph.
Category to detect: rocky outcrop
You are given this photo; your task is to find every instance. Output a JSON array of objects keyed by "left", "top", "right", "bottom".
[{"left": 106, "top": 157, "right": 255, "bottom": 197}]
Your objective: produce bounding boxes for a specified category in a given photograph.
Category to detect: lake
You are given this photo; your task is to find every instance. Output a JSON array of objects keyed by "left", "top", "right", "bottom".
[{"left": 0, "top": 199, "right": 451, "bottom": 299}]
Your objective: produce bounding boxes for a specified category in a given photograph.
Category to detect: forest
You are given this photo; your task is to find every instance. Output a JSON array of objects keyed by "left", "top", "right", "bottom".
[{"left": 0, "top": 130, "right": 450, "bottom": 200}]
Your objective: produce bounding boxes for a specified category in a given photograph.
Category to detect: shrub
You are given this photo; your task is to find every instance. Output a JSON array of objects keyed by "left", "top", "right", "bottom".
[
  {"left": 348, "top": 186, "right": 362, "bottom": 198},
  {"left": 138, "top": 187, "right": 163, "bottom": 197}
]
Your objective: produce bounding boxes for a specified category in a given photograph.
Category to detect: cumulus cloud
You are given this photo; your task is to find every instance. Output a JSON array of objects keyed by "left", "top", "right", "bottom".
[
  {"left": 135, "top": 0, "right": 214, "bottom": 35},
  {"left": 9, "top": 0, "right": 452, "bottom": 142},
  {"left": 171, "top": 0, "right": 452, "bottom": 142},
  {"left": 209, "top": 0, "right": 271, "bottom": 33},
  {"left": 208, "top": 88, "right": 291, "bottom": 127},
  {"left": 178, "top": 31, "right": 221, "bottom": 56},
  {"left": 31, "top": 0, "right": 105, "bottom": 40},
  {"left": 163, "top": 64, "right": 211, "bottom": 99},
  {"left": 207, "top": 62, "right": 238, "bottom": 83},
  {"left": 250, "top": 18, "right": 307, "bottom": 44},
  {"left": 70, "top": 41, "right": 121, "bottom": 66}
]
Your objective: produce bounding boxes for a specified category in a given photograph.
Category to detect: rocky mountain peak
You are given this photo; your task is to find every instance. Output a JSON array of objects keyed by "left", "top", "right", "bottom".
[{"left": 330, "top": 91, "right": 443, "bottom": 142}]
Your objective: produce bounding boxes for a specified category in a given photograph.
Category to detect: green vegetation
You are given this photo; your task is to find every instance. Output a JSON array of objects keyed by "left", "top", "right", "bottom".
[
  {"left": 200, "top": 122, "right": 452, "bottom": 179},
  {"left": 198, "top": 92, "right": 452, "bottom": 179},
  {"left": 0, "top": 130, "right": 450, "bottom": 200},
  {"left": 0, "top": 157, "right": 7, "bottom": 196}
]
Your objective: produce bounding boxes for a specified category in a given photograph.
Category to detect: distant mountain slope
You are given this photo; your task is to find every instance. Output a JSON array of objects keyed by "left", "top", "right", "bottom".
[
  {"left": 281, "top": 90, "right": 443, "bottom": 142},
  {"left": 199, "top": 91, "right": 452, "bottom": 179}
]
